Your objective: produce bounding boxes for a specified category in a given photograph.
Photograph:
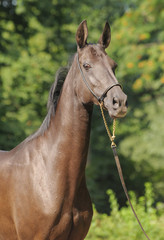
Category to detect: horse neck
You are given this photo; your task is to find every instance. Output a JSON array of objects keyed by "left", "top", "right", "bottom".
[{"left": 36, "top": 60, "right": 93, "bottom": 180}]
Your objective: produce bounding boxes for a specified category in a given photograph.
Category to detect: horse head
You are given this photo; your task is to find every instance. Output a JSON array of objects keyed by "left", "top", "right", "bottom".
[{"left": 76, "top": 20, "right": 128, "bottom": 118}]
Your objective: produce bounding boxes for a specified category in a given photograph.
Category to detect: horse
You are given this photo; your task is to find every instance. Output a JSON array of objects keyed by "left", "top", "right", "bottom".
[{"left": 0, "top": 20, "right": 127, "bottom": 240}]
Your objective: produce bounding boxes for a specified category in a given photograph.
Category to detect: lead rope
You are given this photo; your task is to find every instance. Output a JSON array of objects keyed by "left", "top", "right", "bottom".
[
  {"left": 99, "top": 101, "right": 151, "bottom": 240},
  {"left": 99, "top": 102, "right": 116, "bottom": 147}
]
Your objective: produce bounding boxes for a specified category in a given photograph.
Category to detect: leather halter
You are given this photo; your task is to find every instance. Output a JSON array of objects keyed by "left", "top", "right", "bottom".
[{"left": 77, "top": 53, "right": 122, "bottom": 103}]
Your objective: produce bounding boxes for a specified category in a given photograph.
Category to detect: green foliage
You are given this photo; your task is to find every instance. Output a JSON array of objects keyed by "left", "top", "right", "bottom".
[
  {"left": 86, "top": 183, "right": 164, "bottom": 240},
  {"left": 0, "top": 0, "right": 129, "bottom": 149},
  {"left": 111, "top": 0, "right": 164, "bottom": 203},
  {"left": 87, "top": 0, "right": 164, "bottom": 212}
]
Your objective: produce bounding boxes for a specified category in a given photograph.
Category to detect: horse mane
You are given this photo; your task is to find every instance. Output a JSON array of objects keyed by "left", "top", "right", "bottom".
[
  {"left": 24, "top": 56, "right": 74, "bottom": 143},
  {"left": 47, "top": 66, "right": 69, "bottom": 115}
]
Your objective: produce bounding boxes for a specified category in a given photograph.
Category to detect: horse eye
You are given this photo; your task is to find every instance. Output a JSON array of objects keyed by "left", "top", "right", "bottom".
[{"left": 83, "top": 63, "right": 91, "bottom": 70}]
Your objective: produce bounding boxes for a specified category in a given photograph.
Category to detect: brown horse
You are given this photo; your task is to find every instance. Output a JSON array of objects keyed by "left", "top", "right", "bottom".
[{"left": 0, "top": 21, "right": 127, "bottom": 240}]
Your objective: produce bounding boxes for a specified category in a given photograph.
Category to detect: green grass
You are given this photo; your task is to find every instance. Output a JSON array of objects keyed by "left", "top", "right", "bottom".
[{"left": 86, "top": 183, "right": 164, "bottom": 240}]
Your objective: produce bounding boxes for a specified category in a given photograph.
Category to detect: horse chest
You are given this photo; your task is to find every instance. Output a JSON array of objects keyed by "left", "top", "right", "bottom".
[
  {"left": 12, "top": 179, "right": 92, "bottom": 240},
  {"left": 36, "top": 178, "right": 93, "bottom": 240}
]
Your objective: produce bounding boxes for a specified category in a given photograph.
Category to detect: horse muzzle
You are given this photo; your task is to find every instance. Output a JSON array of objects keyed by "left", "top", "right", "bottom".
[{"left": 104, "top": 90, "right": 128, "bottom": 119}]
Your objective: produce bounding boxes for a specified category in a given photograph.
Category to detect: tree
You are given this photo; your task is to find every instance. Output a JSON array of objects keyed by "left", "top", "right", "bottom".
[
  {"left": 87, "top": 0, "right": 164, "bottom": 212},
  {"left": 0, "top": 0, "right": 129, "bottom": 149}
]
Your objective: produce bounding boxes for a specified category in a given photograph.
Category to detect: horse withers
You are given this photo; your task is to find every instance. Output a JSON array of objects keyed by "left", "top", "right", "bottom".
[{"left": 0, "top": 21, "right": 127, "bottom": 240}]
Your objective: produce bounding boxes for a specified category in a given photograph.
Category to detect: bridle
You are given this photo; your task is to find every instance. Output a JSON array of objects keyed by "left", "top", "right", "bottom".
[
  {"left": 77, "top": 53, "right": 122, "bottom": 104},
  {"left": 77, "top": 52, "right": 151, "bottom": 240}
]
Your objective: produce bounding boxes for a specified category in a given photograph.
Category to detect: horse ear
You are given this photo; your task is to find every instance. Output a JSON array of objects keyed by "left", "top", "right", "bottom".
[
  {"left": 98, "top": 22, "right": 111, "bottom": 49},
  {"left": 76, "top": 20, "right": 88, "bottom": 48}
]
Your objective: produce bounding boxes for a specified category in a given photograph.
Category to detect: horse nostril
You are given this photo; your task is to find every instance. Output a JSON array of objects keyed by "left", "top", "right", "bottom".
[
  {"left": 113, "top": 97, "right": 119, "bottom": 108},
  {"left": 125, "top": 100, "right": 128, "bottom": 108}
]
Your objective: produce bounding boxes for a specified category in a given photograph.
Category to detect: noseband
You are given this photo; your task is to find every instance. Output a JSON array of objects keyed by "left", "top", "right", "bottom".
[{"left": 77, "top": 53, "right": 122, "bottom": 103}]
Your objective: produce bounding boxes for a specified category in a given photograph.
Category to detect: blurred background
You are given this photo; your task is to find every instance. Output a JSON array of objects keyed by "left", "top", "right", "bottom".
[{"left": 0, "top": 0, "right": 164, "bottom": 239}]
